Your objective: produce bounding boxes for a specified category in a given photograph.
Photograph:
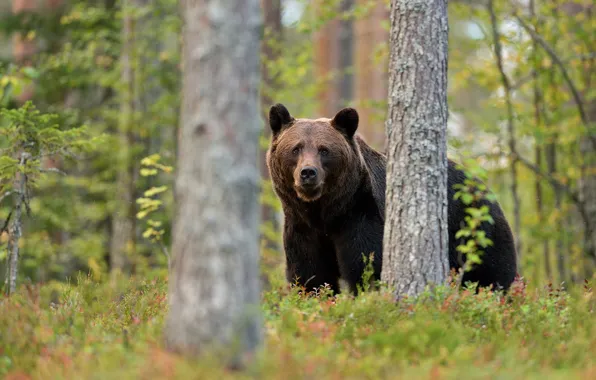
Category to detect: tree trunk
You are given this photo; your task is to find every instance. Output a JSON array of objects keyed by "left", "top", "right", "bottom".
[
  {"left": 488, "top": 0, "right": 522, "bottom": 267},
  {"left": 381, "top": 0, "right": 449, "bottom": 299},
  {"left": 313, "top": 0, "right": 341, "bottom": 116},
  {"left": 260, "top": 0, "right": 283, "bottom": 254},
  {"left": 12, "top": 0, "right": 36, "bottom": 103},
  {"left": 530, "top": 0, "right": 551, "bottom": 281},
  {"left": 558, "top": 1, "right": 596, "bottom": 277},
  {"left": 110, "top": 0, "right": 138, "bottom": 277},
  {"left": 337, "top": 0, "right": 354, "bottom": 107},
  {"left": 6, "top": 0, "right": 37, "bottom": 295},
  {"left": 353, "top": 0, "right": 389, "bottom": 150},
  {"left": 6, "top": 153, "right": 28, "bottom": 295},
  {"left": 164, "top": 0, "right": 262, "bottom": 365}
]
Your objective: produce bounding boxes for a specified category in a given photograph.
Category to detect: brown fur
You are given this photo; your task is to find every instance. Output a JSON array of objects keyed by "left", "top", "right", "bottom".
[{"left": 266, "top": 103, "right": 517, "bottom": 295}]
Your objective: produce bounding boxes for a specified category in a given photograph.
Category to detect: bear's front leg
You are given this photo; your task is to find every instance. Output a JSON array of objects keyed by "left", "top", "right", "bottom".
[
  {"left": 283, "top": 221, "right": 341, "bottom": 294},
  {"left": 332, "top": 217, "right": 384, "bottom": 295}
]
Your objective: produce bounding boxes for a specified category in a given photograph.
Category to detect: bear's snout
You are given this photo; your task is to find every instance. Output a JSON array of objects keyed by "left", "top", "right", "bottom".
[{"left": 300, "top": 166, "right": 318, "bottom": 184}]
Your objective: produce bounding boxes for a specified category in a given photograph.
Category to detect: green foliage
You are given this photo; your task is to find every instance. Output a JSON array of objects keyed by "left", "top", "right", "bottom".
[
  {"left": 1, "top": 0, "right": 180, "bottom": 284},
  {"left": 452, "top": 160, "right": 498, "bottom": 274},
  {"left": 1, "top": 277, "right": 595, "bottom": 378},
  {"left": 136, "top": 154, "right": 173, "bottom": 270}
]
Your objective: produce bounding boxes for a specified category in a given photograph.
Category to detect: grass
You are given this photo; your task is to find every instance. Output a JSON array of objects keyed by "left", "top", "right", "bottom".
[{"left": 1, "top": 268, "right": 595, "bottom": 379}]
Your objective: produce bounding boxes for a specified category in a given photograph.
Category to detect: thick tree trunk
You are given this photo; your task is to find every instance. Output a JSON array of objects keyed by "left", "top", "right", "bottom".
[
  {"left": 164, "top": 0, "right": 262, "bottom": 365},
  {"left": 110, "top": 0, "right": 138, "bottom": 277},
  {"left": 381, "top": 0, "right": 449, "bottom": 298}
]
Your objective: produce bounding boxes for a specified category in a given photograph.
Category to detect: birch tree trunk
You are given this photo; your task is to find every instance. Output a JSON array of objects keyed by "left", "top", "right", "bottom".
[
  {"left": 164, "top": 0, "right": 262, "bottom": 365},
  {"left": 381, "top": 0, "right": 449, "bottom": 298}
]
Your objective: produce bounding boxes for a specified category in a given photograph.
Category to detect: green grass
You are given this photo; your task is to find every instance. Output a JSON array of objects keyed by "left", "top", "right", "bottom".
[{"left": 1, "top": 270, "right": 595, "bottom": 379}]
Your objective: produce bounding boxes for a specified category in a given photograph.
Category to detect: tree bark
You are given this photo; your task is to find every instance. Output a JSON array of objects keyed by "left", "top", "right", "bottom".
[
  {"left": 6, "top": 153, "right": 28, "bottom": 295},
  {"left": 260, "top": 0, "right": 283, "bottom": 254},
  {"left": 530, "top": 0, "right": 551, "bottom": 281},
  {"left": 12, "top": 0, "right": 36, "bottom": 103},
  {"left": 313, "top": 0, "right": 341, "bottom": 116},
  {"left": 488, "top": 0, "right": 522, "bottom": 266},
  {"left": 110, "top": 0, "right": 138, "bottom": 277},
  {"left": 381, "top": 0, "right": 449, "bottom": 299},
  {"left": 164, "top": 0, "right": 262, "bottom": 365},
  {"left": 353, "top": 0, "right": 389, "bottom": 150},
  {"left": 337, "top": 0, "right": 354, "bottom": 107}
]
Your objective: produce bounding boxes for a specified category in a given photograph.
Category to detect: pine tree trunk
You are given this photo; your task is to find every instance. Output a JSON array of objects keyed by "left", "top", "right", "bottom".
[
  {"left": 313, "top": 0, "right": 341, "bottom": 116},
  {"left": 260, "top": 0, "right": 283, "bottom": 255},
  {"left": 337, "top": 0, "right": 354, "bottom": 107},
  {"left": 110, "top": 0, "right": 138, "bottom": 277},
  {"left": 381, "top": 0, "right": 449, "bottom": 299},
  {"left": 164, "top": 0, "right": 262, "bottom": 365},
  {"left": 353, "top": 0, "right": 389, "bottom": 150}
]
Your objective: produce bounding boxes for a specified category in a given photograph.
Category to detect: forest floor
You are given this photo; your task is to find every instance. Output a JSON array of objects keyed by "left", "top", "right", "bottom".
[{"left": 1, "top": 267, "right": 595, "bottom": 379}]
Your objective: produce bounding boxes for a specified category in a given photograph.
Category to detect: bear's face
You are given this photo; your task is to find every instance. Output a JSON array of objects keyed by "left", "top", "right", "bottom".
[{"left": 266, "top": 104, "right": 360, "bottom": 203}]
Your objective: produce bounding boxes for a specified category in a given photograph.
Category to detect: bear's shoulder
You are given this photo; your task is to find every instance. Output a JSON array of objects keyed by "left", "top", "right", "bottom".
[{"left": 355, "top": 135, "right": 386, "bottom": 220}]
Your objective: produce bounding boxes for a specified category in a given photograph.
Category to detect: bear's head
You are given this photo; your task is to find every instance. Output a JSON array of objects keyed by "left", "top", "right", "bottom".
[{"left": 266, "top": 103, "right": 363, "bottom": 203}]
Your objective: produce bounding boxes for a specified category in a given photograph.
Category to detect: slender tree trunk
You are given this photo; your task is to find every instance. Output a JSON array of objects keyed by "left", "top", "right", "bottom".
[
  {"left": 6, "top": 153, "right": 28, "bottom": 295},
  {"left": 545, "top": 1, "right": 566, "bottom": 282},
  {"left": 6, "top": 0, "right": 36, "bottom": 295},
  {"left": 353, "top": 0, "right": 389, "bottom": 150},
  {"left": 260, "top": 0, "right": 283, "bottom": 255},
  {"left": 530, "top": 0, "right": 551, "bottom": 281},
  {"left": 164, "top": 0, "right": 262, "bottom": 365},
  {"left": 110, "top": 0, "right": 138, "bottom": 277},
  {"left": 488, "top": 0, "right": 522, "bottom": 268},
  {"left": 558, "top": 1, "right": 596, "bottom": 277},
  {"left": 382, "top": 0, "right": 449, "bottom": 299},
  {"left": 12, "top": 0, "right": 36, "bottom": 103},
  {"left": 337, "top": 0, "right": 354, "bottom": 107},
  {"left": 313, "top": 0, "right": 341, "bottom": 116}
]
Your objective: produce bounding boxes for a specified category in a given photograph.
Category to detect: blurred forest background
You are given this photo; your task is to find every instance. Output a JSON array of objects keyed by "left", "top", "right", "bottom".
[{"left": 0, "top": 0, "right": 594, "bottom": 293}]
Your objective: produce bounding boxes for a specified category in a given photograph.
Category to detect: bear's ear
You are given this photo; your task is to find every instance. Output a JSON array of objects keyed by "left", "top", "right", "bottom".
[
  {"left": 331, "top": 107, "right": 359, "bottom": 139},
  {"left": 269, "top": 103, "right": 294, "bottom": 136}
]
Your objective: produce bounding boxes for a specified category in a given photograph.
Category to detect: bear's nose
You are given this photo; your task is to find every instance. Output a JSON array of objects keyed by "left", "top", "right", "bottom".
[{"left": 300, "top": 166, "right": 318, "bottom": 180}]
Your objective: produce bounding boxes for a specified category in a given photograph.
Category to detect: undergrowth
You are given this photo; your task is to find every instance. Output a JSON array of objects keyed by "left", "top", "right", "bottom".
[{"left": 1, "top": 271, "right": 595, "bottom": 379}]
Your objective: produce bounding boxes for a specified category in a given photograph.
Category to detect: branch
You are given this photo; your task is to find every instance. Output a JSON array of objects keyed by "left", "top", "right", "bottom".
[
  {"left": 512, "top": 152, "right": 581, "bottom": 205},
  {"left": 40, "top": 167, "right": 67, "bottom": 176},
  {"left": 512, "top": 11, "right": 596, "bottom": 148}
]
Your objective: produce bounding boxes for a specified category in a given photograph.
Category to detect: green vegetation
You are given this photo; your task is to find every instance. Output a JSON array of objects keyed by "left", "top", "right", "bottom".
[{"left": 1, "top": 273, "right": 595, "bottom": 379}]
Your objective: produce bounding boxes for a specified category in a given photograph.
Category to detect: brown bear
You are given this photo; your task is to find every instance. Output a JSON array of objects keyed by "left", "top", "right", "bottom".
[{"left": 266, "top": 103, "right": 517, "bottom": 295}]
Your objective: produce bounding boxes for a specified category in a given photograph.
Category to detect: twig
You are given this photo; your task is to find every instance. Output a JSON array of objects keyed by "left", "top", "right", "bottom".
[
  {"left": 40, "top": 167, "right": 67, "bottom": 176},
  {"left": 512, "top": 152, "right": 581, "bottom": 205},
  {"left": 488, "top": 0, "right": 523, "bottom": 258},
  {"left": 512, "top": 11, "right": 596, "bottom": 149}
]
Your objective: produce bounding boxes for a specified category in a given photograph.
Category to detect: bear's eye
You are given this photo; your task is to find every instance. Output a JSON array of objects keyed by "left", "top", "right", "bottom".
[
  {"left": 319, "top": 147, "right": 329, "bottom": 156},
  {"left": 292, "top": 147, "right": 300, "bottom": 155}
]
